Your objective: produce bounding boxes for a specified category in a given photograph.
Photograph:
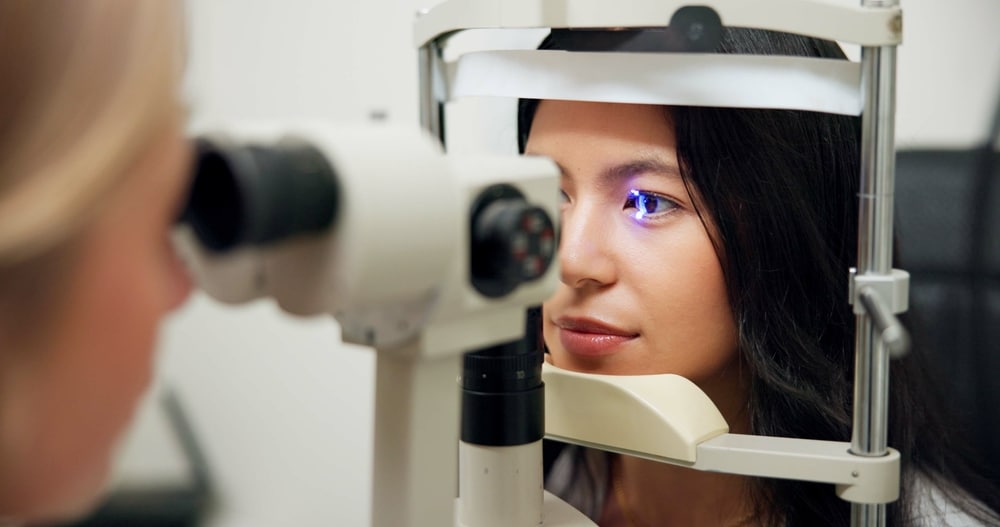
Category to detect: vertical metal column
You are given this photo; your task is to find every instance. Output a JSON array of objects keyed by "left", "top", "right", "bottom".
[{"left": 851, "top": 1, "right": 899, "bottom": 526}]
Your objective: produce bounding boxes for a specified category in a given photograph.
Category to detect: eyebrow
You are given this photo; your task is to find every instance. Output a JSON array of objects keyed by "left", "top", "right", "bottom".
[
  {"left": 531, "top": 155, "right": 681, "bottom": 189},
  {"left": 602, "top": 157, "right": 682, "bottom": 184}
]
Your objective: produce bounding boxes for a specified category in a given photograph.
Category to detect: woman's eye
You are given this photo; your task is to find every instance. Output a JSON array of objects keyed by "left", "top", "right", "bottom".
[{"left": 624, "top": 189, "right": 677, "bottom": 220}]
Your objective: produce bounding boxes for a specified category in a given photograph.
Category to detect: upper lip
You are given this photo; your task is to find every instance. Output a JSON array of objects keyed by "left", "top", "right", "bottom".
[{"left": 555, "top": 317, "right": 638, "bottom": 337}]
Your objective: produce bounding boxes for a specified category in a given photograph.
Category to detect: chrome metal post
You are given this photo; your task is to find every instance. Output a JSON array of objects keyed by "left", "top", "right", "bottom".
[{"left": 852, "top": 1, "right": 899, "bottom": 526}]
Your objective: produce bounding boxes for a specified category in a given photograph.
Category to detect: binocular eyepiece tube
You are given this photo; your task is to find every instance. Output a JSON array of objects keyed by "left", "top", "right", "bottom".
[{"left": 182, "top": 136, "right": 340, "bottom": 252}]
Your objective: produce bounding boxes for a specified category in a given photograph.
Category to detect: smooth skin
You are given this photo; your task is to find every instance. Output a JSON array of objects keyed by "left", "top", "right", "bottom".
[
  {"left": 526, "top": 100, "right": 755, "bottom": 526},
  {"left": 0, "top": 119, "right": 193, "bottom": 519}
]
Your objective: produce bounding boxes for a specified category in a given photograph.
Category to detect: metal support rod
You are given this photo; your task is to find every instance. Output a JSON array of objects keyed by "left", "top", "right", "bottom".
[{"left": 852, "top": 0, "right": 899, "bottom": 525}]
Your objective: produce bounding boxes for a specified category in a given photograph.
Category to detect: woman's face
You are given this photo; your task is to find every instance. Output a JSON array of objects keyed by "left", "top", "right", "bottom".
[
  {"left": 526, "top": 101, "right": 740, "bottom": 392},
  {"left": 0, "top": 121, "right": 193, "bottom": 519}
]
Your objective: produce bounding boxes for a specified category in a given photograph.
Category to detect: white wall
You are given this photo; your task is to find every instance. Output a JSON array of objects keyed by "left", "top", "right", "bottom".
[
  {"left": 113, "top": 1, "right": 1000, "bottom": 526},
  {"left": 895, "top": 0, "right": 1000, "bottom": 148}
]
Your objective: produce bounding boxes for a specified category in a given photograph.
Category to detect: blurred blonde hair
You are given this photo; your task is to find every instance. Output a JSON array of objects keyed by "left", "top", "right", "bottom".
[{"left": 0, "top": 0, "right": 185, "bottom": 266}]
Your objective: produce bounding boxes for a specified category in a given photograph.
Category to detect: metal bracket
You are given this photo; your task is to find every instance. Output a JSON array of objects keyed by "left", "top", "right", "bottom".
[
  {"left": 695, "top": 434, "right": 901, "bottom": 504},
  {"left": 849, "top": 268, "right": 911, "bottom": 358},
  {"left": 848, "top": 268, "right": 909, "bottom": 315}
]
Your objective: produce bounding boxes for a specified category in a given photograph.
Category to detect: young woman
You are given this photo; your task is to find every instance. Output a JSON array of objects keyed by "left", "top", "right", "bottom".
[
  {"left": 520, "top": 28, "right": 1000, "bottom": 526},
  {"left": 0, "top": 1, "right": 192, "bottom": 521}
]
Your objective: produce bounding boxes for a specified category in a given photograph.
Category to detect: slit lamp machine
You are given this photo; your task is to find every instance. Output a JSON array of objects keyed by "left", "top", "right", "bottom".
[{"left": 175, "top": 1, "right": 908, "bottom": 526}]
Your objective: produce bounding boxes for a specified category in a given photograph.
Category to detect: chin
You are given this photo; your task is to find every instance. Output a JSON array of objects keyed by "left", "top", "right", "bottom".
[
  {"left": 51, "top": 450, "right": 117, "bottom": 521},
  {"left": 48, "top": 478, "right": 111, "bottom": 522},
  {"left": 1, "top": 453, "right": 113, "bottom": 523}
]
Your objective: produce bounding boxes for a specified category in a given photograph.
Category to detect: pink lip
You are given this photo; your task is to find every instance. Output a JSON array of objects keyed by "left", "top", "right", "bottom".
[{"left": 555, "top": 317, "right": 637, "bottom": 357}]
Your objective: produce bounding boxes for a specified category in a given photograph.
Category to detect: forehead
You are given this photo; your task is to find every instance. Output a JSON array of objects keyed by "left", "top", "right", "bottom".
[
  {"left": 525, "top": 101, "right": 676, "bottom": 157},
  {"left": 524, "top": 101, "right": 681, "bottom": 188}
]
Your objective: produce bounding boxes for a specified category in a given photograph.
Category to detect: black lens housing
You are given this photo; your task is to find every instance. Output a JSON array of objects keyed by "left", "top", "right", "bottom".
[
  {"left": 182, "top": 137, "right": 340, "bottom": 252},
  {"left": 461, "top": 340, "right": 544, "bottom": 447}
]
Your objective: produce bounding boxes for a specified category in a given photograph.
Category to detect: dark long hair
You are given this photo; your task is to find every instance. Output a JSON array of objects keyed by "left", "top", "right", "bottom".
[{"left": 518, "top": 28, "right": 1000, "bottom": 526}]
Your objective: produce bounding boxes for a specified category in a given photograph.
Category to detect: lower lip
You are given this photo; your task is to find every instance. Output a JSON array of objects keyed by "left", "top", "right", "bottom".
[{"left": 558, "top": 328, "right": 636, "bottom": 357}]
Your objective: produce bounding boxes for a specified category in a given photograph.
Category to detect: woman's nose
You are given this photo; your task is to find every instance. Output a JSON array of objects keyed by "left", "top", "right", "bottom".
[{"left": 557, "top": 204, "right": 616, "bottom": 289}]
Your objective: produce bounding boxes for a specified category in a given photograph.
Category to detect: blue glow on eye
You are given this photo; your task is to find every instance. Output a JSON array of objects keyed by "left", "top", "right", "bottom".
[
  {"left": 627, "top": 189, "right": 675, "bottom": 221},
  {"left": 629, "top": 189, "right": 644, "bottom": 220}
]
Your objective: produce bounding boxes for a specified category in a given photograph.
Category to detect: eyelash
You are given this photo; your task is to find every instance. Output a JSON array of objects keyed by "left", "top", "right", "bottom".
[
  {"left": 557, "top": 189, "right": 680, "bottom": 223},
  {"left": 624, "top": 189, "right": 679, "bottom": 221}
]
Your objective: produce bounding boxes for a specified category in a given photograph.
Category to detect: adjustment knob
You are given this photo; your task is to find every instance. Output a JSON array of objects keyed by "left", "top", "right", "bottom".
[{"left": 470, "top": 184, "right": 556, "bottom": 298}]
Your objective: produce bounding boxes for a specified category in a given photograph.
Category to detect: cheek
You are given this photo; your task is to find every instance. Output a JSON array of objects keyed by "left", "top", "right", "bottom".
[
  {"left": 60, "top": 245, "right": 164, "bottom": 451},
  {"left": 2, "top": 235, "right": 170, "bottom": 518},
  {"left": 626, "top": 222, "right": 737, "bottom": 377}
]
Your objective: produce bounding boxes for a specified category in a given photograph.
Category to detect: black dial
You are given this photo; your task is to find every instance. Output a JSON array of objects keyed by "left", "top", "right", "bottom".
[{"left": 470, "top": 184, "right": 556, "bottom": 298}]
